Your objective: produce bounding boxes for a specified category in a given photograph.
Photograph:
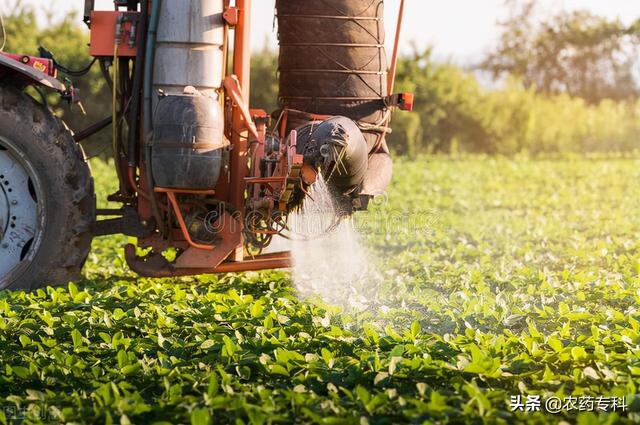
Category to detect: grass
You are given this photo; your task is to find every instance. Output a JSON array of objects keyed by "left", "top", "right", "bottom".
[{"left": 1, "top": 154, "right": 640, "bottom": 424}]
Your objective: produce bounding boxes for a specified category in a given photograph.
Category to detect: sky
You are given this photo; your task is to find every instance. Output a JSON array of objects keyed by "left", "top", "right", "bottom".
[{"left": 3, "top": 0, "right": 638, "bottom": 64}]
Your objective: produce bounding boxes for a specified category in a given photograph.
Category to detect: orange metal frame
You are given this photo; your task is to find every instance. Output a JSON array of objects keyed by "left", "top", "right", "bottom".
[
  {"left": 127, "top": 0, "right": 292, "bottom": 277},
  {"left": 122, "top": 0, "right": 407, "bottom": 277}
]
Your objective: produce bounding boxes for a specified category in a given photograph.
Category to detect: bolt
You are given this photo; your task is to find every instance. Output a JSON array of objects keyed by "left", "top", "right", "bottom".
[{"left": 11, "top": 200, "right": 17, "bottom": 206}]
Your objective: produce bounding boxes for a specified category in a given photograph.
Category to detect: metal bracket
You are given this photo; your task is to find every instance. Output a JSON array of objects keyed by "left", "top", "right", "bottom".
[
  {"left": 223, "top": 7, "right": 239, "bottom": 26},
  {"left": 91, "top": 206, "right": 154, "bottom": 237}
]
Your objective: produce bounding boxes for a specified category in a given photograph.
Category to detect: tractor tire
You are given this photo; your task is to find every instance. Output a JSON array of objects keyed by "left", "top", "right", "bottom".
[{"left": 0, "top": 84, "right": 95, "bottom": 291}]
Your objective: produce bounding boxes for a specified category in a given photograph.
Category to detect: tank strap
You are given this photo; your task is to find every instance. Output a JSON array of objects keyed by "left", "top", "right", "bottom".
[
  {"left": 279, "top": 42, "right": 384, "bottom": 48},
  {"left": 152, "top": 141, "right": 223, "bottom": 149},
  {"left": 276, "top": 14, "right": 382, "bottom": 21},
  {"left": 280, "top": 69, "right": 385, "bottom": 75}
]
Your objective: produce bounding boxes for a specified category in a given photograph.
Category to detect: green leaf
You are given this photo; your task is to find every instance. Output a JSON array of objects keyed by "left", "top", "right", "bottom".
[
  {"left": 121, "top": 363, "right": 140, "bottom": 376},
  {"left": 200, "top": 340, "right": 215, "bottom": 350},
  {"left": 12, "top": 366, "right": 30, "bottom": 379},
  {"left": 389, "top": 356, "right": 402, "bottom": 375},
  {"left": 583, "top": 366, "right": 599, "bottom": 380},
  {"left": 250, "top": 300, "right": 265, "bottom": 318},
  {"left": 410, "top": 320, "right": 421, "bottom": 337},
  {"left": 571, "top": 346, "right": 587, "bottom": 361},
  {"left": 270, "top": 364, "right": 289, "bottom": 376},
  {"left": 190, "top": 408, "right": 211, "bottom": 425},
  {"left": 117, "top": 350, "right": 129, "bottom": 368},
  {"left": 207, "top": 374, "right": 219, "bottom": 397},
  {"left": 19, "top": 334, "right": 31, "bottom": 347},
  {"left": 547, "top": 336, "right": 564, "bottom": 353},
  {"left": 71, "top": 329, "right": 83, "bottom": 348}
]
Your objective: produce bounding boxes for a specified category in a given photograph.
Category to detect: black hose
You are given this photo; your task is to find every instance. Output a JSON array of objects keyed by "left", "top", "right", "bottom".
[
  {"left": 56, "top": 58, "right": 97, "bottom": 76},
  {"left": 127, "top": 0, "right": 148, "bottom": 168},
  {"left": 37, "top": 47, "right": 97, "bottom": 76},
  {"left": 99, "top": 59, "right": 114, "bottom": 92}
]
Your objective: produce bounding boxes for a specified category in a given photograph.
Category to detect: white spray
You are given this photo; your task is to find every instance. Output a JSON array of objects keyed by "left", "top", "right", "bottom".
[{"left": 280, "top": 175, "right": 384, "bottom": 311}]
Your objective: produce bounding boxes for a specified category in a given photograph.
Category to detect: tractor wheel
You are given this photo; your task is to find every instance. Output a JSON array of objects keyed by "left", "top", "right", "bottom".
[{"left": 0, "top": 85, "right": 95, "bottom": 291}]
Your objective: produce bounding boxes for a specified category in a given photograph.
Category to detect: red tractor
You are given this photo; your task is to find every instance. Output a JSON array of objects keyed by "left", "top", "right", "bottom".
[{"left": 0, "top": 0, "right": 411, "bottom": 290}]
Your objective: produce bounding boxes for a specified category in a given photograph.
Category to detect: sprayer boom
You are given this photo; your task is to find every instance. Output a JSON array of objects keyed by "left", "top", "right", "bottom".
[{"left": 0, "top": 0, "right": 411, "bottom": 288}]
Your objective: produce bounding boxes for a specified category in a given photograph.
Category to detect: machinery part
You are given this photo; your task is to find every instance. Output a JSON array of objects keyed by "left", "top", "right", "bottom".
[
  {"left": 265, "top": 134, "right": 281, "bottom": 156},
  {"left": 153, "top": 0, "right": 224, "bottom": 103},
  {"left": 0, "top": 85, "right": 95, "bottom": 290},
  {"left": 89, "top": 11, "right": 140, "bottom": 57},
  {"left": 276, "top": 0, "right": 388, "bottom": 148},
  {"left": 0, "top": 52, "right": 56, "bottom": 77},
  {"left": 151, "top": 88, "right": 225, "bottom": 189},
  {"left": 276, "top": 0, "right": 394, "bottom": 211},
  {"left": 297, "top": 116, "right": 368, "bottom": 193},
  {"left": 360, "top": 151, "right": 392, "bottom": 196},
  {"left": 91, "top": 206, "right": 154, "bottom": 238},
  {"left": 125, "top": 244, "right": 291, "bottom": 277},
  {"left": 0, "top": 53, "right": 66, "bottom": 93},
  {"left": 185, "top": 203, "right": 221, "bottom": 245},
  {"left": 243, "top": 209, "right": 273, "bottom": 251}
]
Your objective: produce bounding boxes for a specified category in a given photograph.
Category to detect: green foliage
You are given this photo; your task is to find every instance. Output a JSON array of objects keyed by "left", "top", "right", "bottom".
[
  {"left": 1, "top": 2, "right": 112, "bottom": 157},
  {"left": 2, "top": 155, "right": 640, "bottom": 423},
  {"left": 391, "top": 48, "right": 640, "bottom": 154},
  {"left": 3, "top": 5, "right": 639, "bottom": 157},
  {"left": 482, "top": 1, "right": 640, "bottom": 103},
  {"left": 249, "top": 48, "right": 279, "bottom": 114}
]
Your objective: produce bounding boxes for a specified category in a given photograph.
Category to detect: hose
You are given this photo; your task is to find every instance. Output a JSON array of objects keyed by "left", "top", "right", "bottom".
[
  {"left": 55, "top": 58, "right": 97, "bottom": 76},
  {"left": 127, "top": 0, "right": 148, "bottom": 168},
  {"left": 112, "top": 43, "right": 120, "bottom": 181},
  {"left": 143, "top": 0, "right": 165, "bottom": 235},
  {"left": 38, "top": 47, "right": 97, "bottom": 76}
]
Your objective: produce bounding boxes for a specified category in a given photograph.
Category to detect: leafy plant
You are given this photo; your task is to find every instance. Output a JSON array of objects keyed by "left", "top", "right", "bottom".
[{"left": 2, "top": 155, "right": 640, "bottom": 424}]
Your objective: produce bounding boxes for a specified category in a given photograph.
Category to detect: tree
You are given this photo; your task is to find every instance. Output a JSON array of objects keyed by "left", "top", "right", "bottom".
[
  {"left": 482, "top": 1, "right": 640, "bottom": 103},
  {"left": 1, "top": 1, "right": 117, "bottom": 157},
  {"left": 249, "top": 47, "right": 279, "bottom": 114}
]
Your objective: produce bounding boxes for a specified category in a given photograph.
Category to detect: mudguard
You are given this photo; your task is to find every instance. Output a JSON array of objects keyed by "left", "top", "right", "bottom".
[{"left": 0, "top": 53, "right": 66, "bottom": 92}]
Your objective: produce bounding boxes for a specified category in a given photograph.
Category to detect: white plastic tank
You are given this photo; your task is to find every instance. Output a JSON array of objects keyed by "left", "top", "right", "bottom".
[{"left": 153, "top": 0, "right": 224, "bottom": 103}]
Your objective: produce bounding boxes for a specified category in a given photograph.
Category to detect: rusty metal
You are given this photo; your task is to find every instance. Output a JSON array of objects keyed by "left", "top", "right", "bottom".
[
  {"left": 174, "top": 211, "right": 241, "bottom": 268},
  {"left": 125, "top": 243, "right": 291, "bottom": 277},
  {"left": 154, "top": 187, "right": 216, "bottom": 196},
  {"left": 164, "top": 191, "right": 216, "bottom": 251},
  {"left": 223, "top": 7, "right": 239, "bottom": 25}
]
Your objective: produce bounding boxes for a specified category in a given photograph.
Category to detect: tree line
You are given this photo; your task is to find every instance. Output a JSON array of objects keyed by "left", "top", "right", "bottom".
[{"left": 2, "top": 2, "right": 639, "bottom": 156}]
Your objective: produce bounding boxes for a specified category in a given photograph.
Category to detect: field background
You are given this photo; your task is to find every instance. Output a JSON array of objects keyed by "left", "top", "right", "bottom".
[
  {"left": 1, "top": 2, "right": 640, "bottom": 424},
  {"left": 2, "top": 155, "right": 640, "bottom": 424}
]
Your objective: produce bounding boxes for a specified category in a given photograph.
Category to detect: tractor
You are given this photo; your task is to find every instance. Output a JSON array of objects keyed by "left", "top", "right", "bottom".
[{"left": 0, "top": 0, "right": 411, "bottom": 290}]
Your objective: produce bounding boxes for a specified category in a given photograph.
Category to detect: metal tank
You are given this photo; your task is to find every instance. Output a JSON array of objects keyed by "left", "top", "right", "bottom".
[
  {"left": 151, "top": 88, "right": 225, "bottom": 189},
  {"left": 150, "top": 0, "right": 227, "bottom": 190},
  {"left": 153, "top": 0, "right": 225, "bottom": 100}
]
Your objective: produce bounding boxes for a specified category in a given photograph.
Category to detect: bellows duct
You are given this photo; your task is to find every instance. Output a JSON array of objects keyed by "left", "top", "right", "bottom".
[{"left": 276, "top": 0, "right": 392, "bottom": 198}]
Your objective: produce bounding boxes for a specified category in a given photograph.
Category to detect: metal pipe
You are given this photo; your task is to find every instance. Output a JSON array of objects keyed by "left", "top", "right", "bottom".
[
  {"left": 73, "top": 116, "right": 113, "bottom": 143},
  {"left": 229, "top": 0, "right": 251, "bottom": 210},
  {"left": 387, "top": 0, "right": 405, "bottom": 95},
  {"left": 143, "top": 0, "right": 165, "bottom": 235}
]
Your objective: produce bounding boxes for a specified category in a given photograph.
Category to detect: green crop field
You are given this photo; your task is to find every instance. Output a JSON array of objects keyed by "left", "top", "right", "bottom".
[{"left": 1, "top": 155, "right": 640, "bottom": 424}]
